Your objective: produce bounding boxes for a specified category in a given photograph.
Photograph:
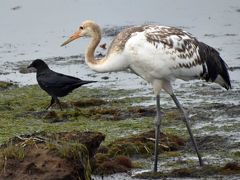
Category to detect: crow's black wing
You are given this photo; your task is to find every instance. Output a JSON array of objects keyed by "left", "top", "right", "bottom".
[
  {"left": 37, "top": 69, "right": 94, "bottom": 97},
  {"left": 38, "top": 70, "right": 81, "bottom": 86}
]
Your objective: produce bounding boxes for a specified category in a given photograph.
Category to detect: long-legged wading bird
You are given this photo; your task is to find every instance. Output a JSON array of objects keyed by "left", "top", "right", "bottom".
[
  {"left": 28, "top": 59, "right": 96, "bottom": 110},
  {"left": 61, "top": 20, "right": 231, "bottom": 172}
]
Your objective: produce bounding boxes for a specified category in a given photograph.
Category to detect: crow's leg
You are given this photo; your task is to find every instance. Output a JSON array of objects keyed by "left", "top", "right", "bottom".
[
  {"left": 46, "top": 97, "right": 55, "bottom": 110},
  {"left": 55, "top": 98, "right": 63, "bottom": 111}
]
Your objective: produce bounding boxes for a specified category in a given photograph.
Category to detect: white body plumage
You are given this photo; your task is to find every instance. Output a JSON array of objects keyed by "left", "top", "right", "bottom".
[
  {"left": 88, "top": 24, "right": 230, "bottom": 94},
  {"left": 123, "top": 26, "right": 203, "bottom": 93}
]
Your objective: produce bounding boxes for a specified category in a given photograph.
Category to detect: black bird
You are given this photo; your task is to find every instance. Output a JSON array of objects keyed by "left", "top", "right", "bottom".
[{"left": 28, "top": 59, "right": 96, "bottom": 110}]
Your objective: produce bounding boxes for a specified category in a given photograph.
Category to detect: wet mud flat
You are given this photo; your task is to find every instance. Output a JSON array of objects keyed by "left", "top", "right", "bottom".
[{"left": 0, "top": 81, "right": 239, "bottom": 179}]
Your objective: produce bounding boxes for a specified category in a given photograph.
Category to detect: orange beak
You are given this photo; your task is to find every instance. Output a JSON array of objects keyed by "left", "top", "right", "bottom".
[{"left": 61, "top": 30, "right": 81, "bottom": 46}]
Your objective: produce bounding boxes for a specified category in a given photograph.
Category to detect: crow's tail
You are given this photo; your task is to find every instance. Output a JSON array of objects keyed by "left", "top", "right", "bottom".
[{"left": 79, "top": 80, "right": 97, "bottom": 86}]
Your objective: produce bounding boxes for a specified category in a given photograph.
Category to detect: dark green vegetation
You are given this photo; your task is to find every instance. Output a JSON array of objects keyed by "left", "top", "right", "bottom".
[
  {"left": 0, "top": 82, "right": 239, "bottom": 179},
  {"left": 0, "top": 81, "right": 16, "bottom": 90},
  {"left": 0, "top": 84, "right": 154, "bottom": 144}
]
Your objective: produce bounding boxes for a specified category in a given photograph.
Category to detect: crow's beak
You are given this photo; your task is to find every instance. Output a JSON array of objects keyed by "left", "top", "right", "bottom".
[
  {"left": 27, "top": 64, "right": 37, "bottom": 72},
  {"left": 27, "top": 64, "right": 33, "bottom": 68},
  {"left": 61, "top": 30, "right": 81, "bottom": 47}
]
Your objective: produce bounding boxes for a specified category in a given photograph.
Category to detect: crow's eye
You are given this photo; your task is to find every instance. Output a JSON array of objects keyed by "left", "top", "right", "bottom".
[{"left": 80, "top": 26, "right": 84, "bottom": 30}]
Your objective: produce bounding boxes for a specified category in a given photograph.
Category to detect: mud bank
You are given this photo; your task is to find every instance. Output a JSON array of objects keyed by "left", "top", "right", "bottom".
[{"left": 0, "top": 131, "right": 105, "bottom": 180}]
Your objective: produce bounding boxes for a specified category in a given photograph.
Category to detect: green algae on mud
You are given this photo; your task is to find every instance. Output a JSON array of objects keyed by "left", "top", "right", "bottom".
[
  {"left": 0, "top": 84, "right": 152, "bottom": 145},
  {"left": 0, "top": 84, "right": 187, "bottom": 177},
  {"left": 1, "top": 84, "right": 240, "bottom": 179},
  {"left": 0, "top": 81, "right": 16, "bottom": 90},
  {"left": 92, "top": 130, "right": 186, "bottom": 175},
  {"left": 107, "top": 130, "right": 185, "bottom": 158}
]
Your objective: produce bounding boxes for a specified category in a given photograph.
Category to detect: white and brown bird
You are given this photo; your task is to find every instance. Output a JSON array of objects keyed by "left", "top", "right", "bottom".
[{"left": 61, "top": 20, "right": 231, "bottom": 172}]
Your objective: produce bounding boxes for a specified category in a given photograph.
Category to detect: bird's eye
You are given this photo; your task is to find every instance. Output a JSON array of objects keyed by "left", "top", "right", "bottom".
[{"left": 80, "top": 26, "right": 84, "bottom": 30}]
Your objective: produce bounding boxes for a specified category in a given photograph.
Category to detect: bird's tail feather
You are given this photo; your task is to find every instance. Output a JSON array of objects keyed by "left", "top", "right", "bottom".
[
  {"left": 65, "top": 80, "right": 96, "bottom": 93},
  {"left": 79, "top": 80, "right": 97, "bottom": 86},
  {"left": 199, "top": 42, "right": 231, "bottom": 90}
]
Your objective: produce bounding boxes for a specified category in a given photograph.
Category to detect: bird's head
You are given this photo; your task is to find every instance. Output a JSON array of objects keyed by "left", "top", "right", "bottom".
[
  {"left": 61, "top": 20, "right": 101, "bottom": 46},
  {"left": 28, "top": 59, "right": 49, "bottom": 71}
]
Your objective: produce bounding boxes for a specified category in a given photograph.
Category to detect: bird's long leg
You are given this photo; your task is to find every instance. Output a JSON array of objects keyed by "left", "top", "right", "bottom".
[
  {"left": 46, "top": 97, "right": 55, "bottom": 110},
  {"left": 55, "top": 98, "right": 63, "bottom": 111},
  {"left": 170, "top": 93, "right": 203, "bottom": 166},
  {"left": 153, "top": 94, "right": 161, "bottom": 172}
]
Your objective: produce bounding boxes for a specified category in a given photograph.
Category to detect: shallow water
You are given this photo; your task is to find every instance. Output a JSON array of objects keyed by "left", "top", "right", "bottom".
[
  {"left": 1, "top": 0, "right": 240, "bottom": 64},
  {"left": 0, "top": 0, "right": 240, "bottom": 179},
  {"left": 1, "top": 0, "right": 240, "bottom": 88}
]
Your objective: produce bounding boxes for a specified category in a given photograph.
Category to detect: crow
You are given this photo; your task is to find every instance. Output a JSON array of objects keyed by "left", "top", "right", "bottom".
[{"left": 28, "top": 59, "right": 96, "bottom": 110}]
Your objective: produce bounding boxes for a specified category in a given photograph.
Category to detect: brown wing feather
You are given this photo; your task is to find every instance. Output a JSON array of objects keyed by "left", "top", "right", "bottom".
[
  {"left": 106, "top": 26, "right": 144, "bottom": 55},
  {"left": 144, "top": 25, "right": 231, "bottom": 89}
]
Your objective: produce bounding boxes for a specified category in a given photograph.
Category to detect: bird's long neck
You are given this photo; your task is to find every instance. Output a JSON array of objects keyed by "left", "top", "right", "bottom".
[
  {"left": 85, "top": 32, "right": 109, "bottom": 73},
  {"left": 85, "top": 32, "right": 101, "bottom": 66},
  {"left": 85, "top": 31, "right": 128, "bottom": 73}
]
